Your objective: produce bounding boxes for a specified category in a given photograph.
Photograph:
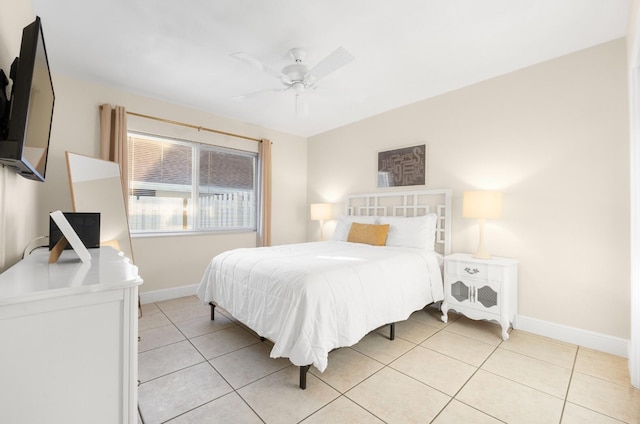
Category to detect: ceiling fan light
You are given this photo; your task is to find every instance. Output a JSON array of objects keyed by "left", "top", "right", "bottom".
[
  {"left": 283, "top": 63, "right": 308, "bottom": 81},
  {"left": 293, "top": 81, "right": 305, "bottom": 94}
]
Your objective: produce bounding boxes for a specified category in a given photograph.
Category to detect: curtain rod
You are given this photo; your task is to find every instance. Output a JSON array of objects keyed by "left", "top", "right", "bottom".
[{"left": 125, "top": 111, "right": 262, "bottom": 143}]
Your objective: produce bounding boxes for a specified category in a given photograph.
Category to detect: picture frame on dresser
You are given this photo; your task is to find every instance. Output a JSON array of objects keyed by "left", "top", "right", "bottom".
[{"left": 48, "top": 210, "right": 92, "bottom": 264}]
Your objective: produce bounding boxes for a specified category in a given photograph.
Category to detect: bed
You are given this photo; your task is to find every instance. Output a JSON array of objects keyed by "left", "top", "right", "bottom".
[{"left": 197, "top": 189, "right": 451, "bottom": 388}]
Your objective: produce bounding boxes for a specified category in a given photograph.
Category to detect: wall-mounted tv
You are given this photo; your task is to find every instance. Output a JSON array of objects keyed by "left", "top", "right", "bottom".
[{"left": 0, "top": 16, "right": 55, "bottom": 181}]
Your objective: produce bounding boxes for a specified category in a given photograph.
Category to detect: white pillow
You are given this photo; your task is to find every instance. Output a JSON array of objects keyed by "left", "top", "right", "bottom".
[
  {"left": 332, "top": 215, "right": 379, "bottom": 241},
  {"left": 378, "top": 214, "right": 438, "bottom": 250}
]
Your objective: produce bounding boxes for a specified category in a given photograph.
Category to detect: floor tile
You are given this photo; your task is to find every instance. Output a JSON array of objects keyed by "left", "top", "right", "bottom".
[
  {"left": 162, "top": 302, "right": 212, "bottom": 324},
  {"left": 138, "top": 362, "right": 232, "bottom": 424},
  {"left": 561, "top": 402, "right": 626, "bottom": 424},
  {"left": 567, "top": 372, "right": 640, "bottom": 423},
  {"left": 155, "top": 295, "right": 202, "bottom": 312},
  {"left": 165, "top": 392, "right": 262, "bottom": 424},
  {"left": 444, "top": 315, "right": 504, "bottom": 346},
  {"left": 190, "top": 325, "right": 260, "bottom": 359},
  {"left": 431, "top": 399, "right": 502, "bottom": 424},
  {"left": 408, "top": 306, "right": 458, "bottom": 329},
  {"left": 390, "top": 345, "right": 476, "bottom": 396},
  {"left": 136, "top": 298, "right": 637, "bottom": 424},
  {"left": 138, "top": 340, "right": 204, "bottom": 382},
  {"left": 238, "top": 365, "right": 339, "bottom": 424},
  {"left": 574, "top": 347, "right": 632, "bottom": 387},
  {"left": 138, "top": 324, "right": 185, "bottom": 352},
  {"left": 210, "top": 342, "right": 290, "bottom": 389},
  {"left": 346, "top": 367, "right": 450, "bottom": 423},
  {"left": 140, "top": 302, "right": 159, "bottom": 315},
  {"left": 351, "top": 330, "right": 415, "bottom": 364},
  {"left": 457, "top": 370, "right": 564, "bottom": 424},
  {"left": 310, "top": 347, "right": 384, "bottom": 393},
  {"left": 421, "top": 330, "right": 496, "bottom": 367},
  {"left": 174, "top": 312, "right": 235, "bottom": 339},
  {"left": 138, "top": 310, "right": 172, "bottom": 332},
  {"left": 499, "top": 330, "right": 577, "bottom": 368},
  {"left": 300, "top": 396, "right": 384, "bottom": 423},
  {"left": 212, "top": 305, "right": 237, "bottom": 322},
  {"left": 236, "top": 321, "right": 266, "bottom": 340},
  {"left": 371, "top": 323, "right": 395, "bottom": 340},
  {"left": 481, "top": 347, "right": 571, "bottom": 398},
  {"left": 387, "top": 318, "right": 440, "bottom": 344}
]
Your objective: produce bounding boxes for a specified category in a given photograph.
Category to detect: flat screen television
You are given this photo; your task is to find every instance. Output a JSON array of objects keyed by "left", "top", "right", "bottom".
[{"left": 0, "top": 16, "right": 55, "bottom": 181}]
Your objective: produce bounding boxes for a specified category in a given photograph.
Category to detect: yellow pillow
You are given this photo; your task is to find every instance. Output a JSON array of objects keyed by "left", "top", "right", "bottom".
[{"left": 347, "top": 223, "right": 390, "bottom": 246}]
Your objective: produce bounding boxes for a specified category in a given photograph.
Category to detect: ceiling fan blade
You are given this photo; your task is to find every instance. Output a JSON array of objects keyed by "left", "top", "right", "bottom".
[
  {"left": 233, "top": 87, "right": 287, "bottom": 100},
  {"left": 305, "top": 47, "right": 354, "bottom": 83},
  {"left": 230, "top": 52, "right": 292, "bottom": 84}
]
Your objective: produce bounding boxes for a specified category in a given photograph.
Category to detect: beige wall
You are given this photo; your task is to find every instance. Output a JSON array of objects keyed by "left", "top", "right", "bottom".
[
  {"left": 0, "top": 67, "right": 308, "bottom": 290},
  {"left": 0, "top": 1, "right": 38, "bottom": 271},
  {"left": 308, "top": 39, "right": 630, "bottom": 339},
  {"left": 0, "top": 1, "right": 630, "bottom": 342},
  {"left": 47, "top": 76, "right": 307, "bottom": 292}
]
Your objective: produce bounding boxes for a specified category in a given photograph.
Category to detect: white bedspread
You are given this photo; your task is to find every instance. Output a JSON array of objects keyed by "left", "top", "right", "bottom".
[{"left": 196, "top": 241, "right": 443, "bottom": 372}]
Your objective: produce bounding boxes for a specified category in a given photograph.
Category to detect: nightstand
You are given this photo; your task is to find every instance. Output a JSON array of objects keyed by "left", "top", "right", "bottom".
[{"left": 441, "top": 253, "right": 518, "bottom": 340}]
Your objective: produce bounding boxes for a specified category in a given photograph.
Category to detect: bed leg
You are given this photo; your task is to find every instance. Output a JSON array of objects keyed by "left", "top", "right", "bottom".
[
  {"left": 389, "top": 322, "right": 395, "bottom": 340},
  {"left": 299, "top": 365, "right": 310, "bottom": 390},
  {"left": 209, "top": 302, "right": 216, "bottom": 321}
]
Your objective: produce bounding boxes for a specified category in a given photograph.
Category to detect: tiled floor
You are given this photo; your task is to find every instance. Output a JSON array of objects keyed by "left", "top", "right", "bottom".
[{"left": 137, "top": 296, "right": 640, "bottom": 423}]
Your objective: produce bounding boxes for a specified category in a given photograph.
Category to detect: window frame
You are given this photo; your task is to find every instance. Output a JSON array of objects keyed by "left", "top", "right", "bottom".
[{"left": 127, "top": 130, "right": 259, "bottom": 237}]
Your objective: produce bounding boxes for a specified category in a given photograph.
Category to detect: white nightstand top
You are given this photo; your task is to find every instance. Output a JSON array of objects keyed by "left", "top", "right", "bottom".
[{"left": 445, "top": 253, "right": 519, "bottom": 266}]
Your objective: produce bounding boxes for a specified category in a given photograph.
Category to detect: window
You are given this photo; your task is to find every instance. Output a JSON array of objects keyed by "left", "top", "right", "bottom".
[{"left": 127, "top": 132, "right": 258, "bottom": 234}]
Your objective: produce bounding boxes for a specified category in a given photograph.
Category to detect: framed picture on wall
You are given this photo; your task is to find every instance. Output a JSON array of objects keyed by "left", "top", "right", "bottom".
[{"left": 377, "top": 144, "right": 426, "bottom": 188}]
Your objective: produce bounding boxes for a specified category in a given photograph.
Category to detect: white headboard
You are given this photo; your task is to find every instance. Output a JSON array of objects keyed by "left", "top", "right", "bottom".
[{"left": 345, "top": 189, "right": 452, "bottom": 255}]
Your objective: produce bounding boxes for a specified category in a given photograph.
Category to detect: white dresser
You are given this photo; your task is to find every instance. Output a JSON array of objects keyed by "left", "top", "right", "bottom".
[
  {"left": 441, "top": 253, "right": 518, "bottom": 340},
  {"left": 0, "top": 247, "right": 142, "bottom": 424}
]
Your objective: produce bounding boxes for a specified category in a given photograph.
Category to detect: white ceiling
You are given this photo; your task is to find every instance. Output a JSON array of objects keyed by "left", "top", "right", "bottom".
[{"left": 31, "top": 0, "right": 630, "bottom": 137}]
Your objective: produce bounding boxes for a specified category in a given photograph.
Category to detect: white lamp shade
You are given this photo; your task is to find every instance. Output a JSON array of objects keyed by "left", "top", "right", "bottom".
[
  {"left": 310, "top": 203, "right": 332, "bottom": 221},
  {"left": 463, "top": 191, "right": 503, "bottom": 220}
]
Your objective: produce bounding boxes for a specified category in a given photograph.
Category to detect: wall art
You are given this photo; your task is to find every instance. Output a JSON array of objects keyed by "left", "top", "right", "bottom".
[{"left": 377, "top": 144, "right": 426, "bottom": 187}]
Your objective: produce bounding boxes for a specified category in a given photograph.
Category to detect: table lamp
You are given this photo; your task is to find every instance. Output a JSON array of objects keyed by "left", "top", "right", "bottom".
[
  {"left": 310, "top": 203, "right": 332, "bottom": 241},
  {"left": 463, "top": 191, "right": 503, "bottom": 259}
]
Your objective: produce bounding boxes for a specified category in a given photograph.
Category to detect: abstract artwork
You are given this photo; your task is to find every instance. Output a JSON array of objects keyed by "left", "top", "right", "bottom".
[{"left": 377, "top": 144, "right": 426, "bottom": 187}]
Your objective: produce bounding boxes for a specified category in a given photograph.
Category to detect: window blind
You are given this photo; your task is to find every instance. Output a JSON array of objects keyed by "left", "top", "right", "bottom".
[{"left": 127, "top": 132, "right": 257, "bottom": 233}]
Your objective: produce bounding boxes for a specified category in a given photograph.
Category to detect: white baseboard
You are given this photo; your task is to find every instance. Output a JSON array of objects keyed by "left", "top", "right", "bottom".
[
  {"left": 516, "top": 315, "right": 629, "bottom": 359},
  {"left": 139, "top": 284, "right": 199, "bottom": 304}
]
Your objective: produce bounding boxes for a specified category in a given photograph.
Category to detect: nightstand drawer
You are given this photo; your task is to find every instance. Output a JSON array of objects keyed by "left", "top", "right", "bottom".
[{"left": 445, "top": 260, "right": 490, "bottom": 280}]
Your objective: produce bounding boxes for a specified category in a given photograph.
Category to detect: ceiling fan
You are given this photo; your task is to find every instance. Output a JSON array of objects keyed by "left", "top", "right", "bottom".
[{"left": 230, "top": 47, "right": 355, "bottom": 117}]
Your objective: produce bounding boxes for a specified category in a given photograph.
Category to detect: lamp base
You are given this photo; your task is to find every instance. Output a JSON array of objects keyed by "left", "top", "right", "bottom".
[
  {"left": 472, "top": 249, "right": 492, "bottom": 260},
  {"left": 473, "top": 218, "right": 492, "bottom": 260}
]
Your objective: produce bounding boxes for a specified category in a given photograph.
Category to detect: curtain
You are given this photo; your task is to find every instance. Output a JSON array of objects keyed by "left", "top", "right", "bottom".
[
  {"left": 99, "top": 104, "right": 129, "bottom": 213},
  {"left": 258, "top": 139, "right": 272, "bottom": 247}
]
